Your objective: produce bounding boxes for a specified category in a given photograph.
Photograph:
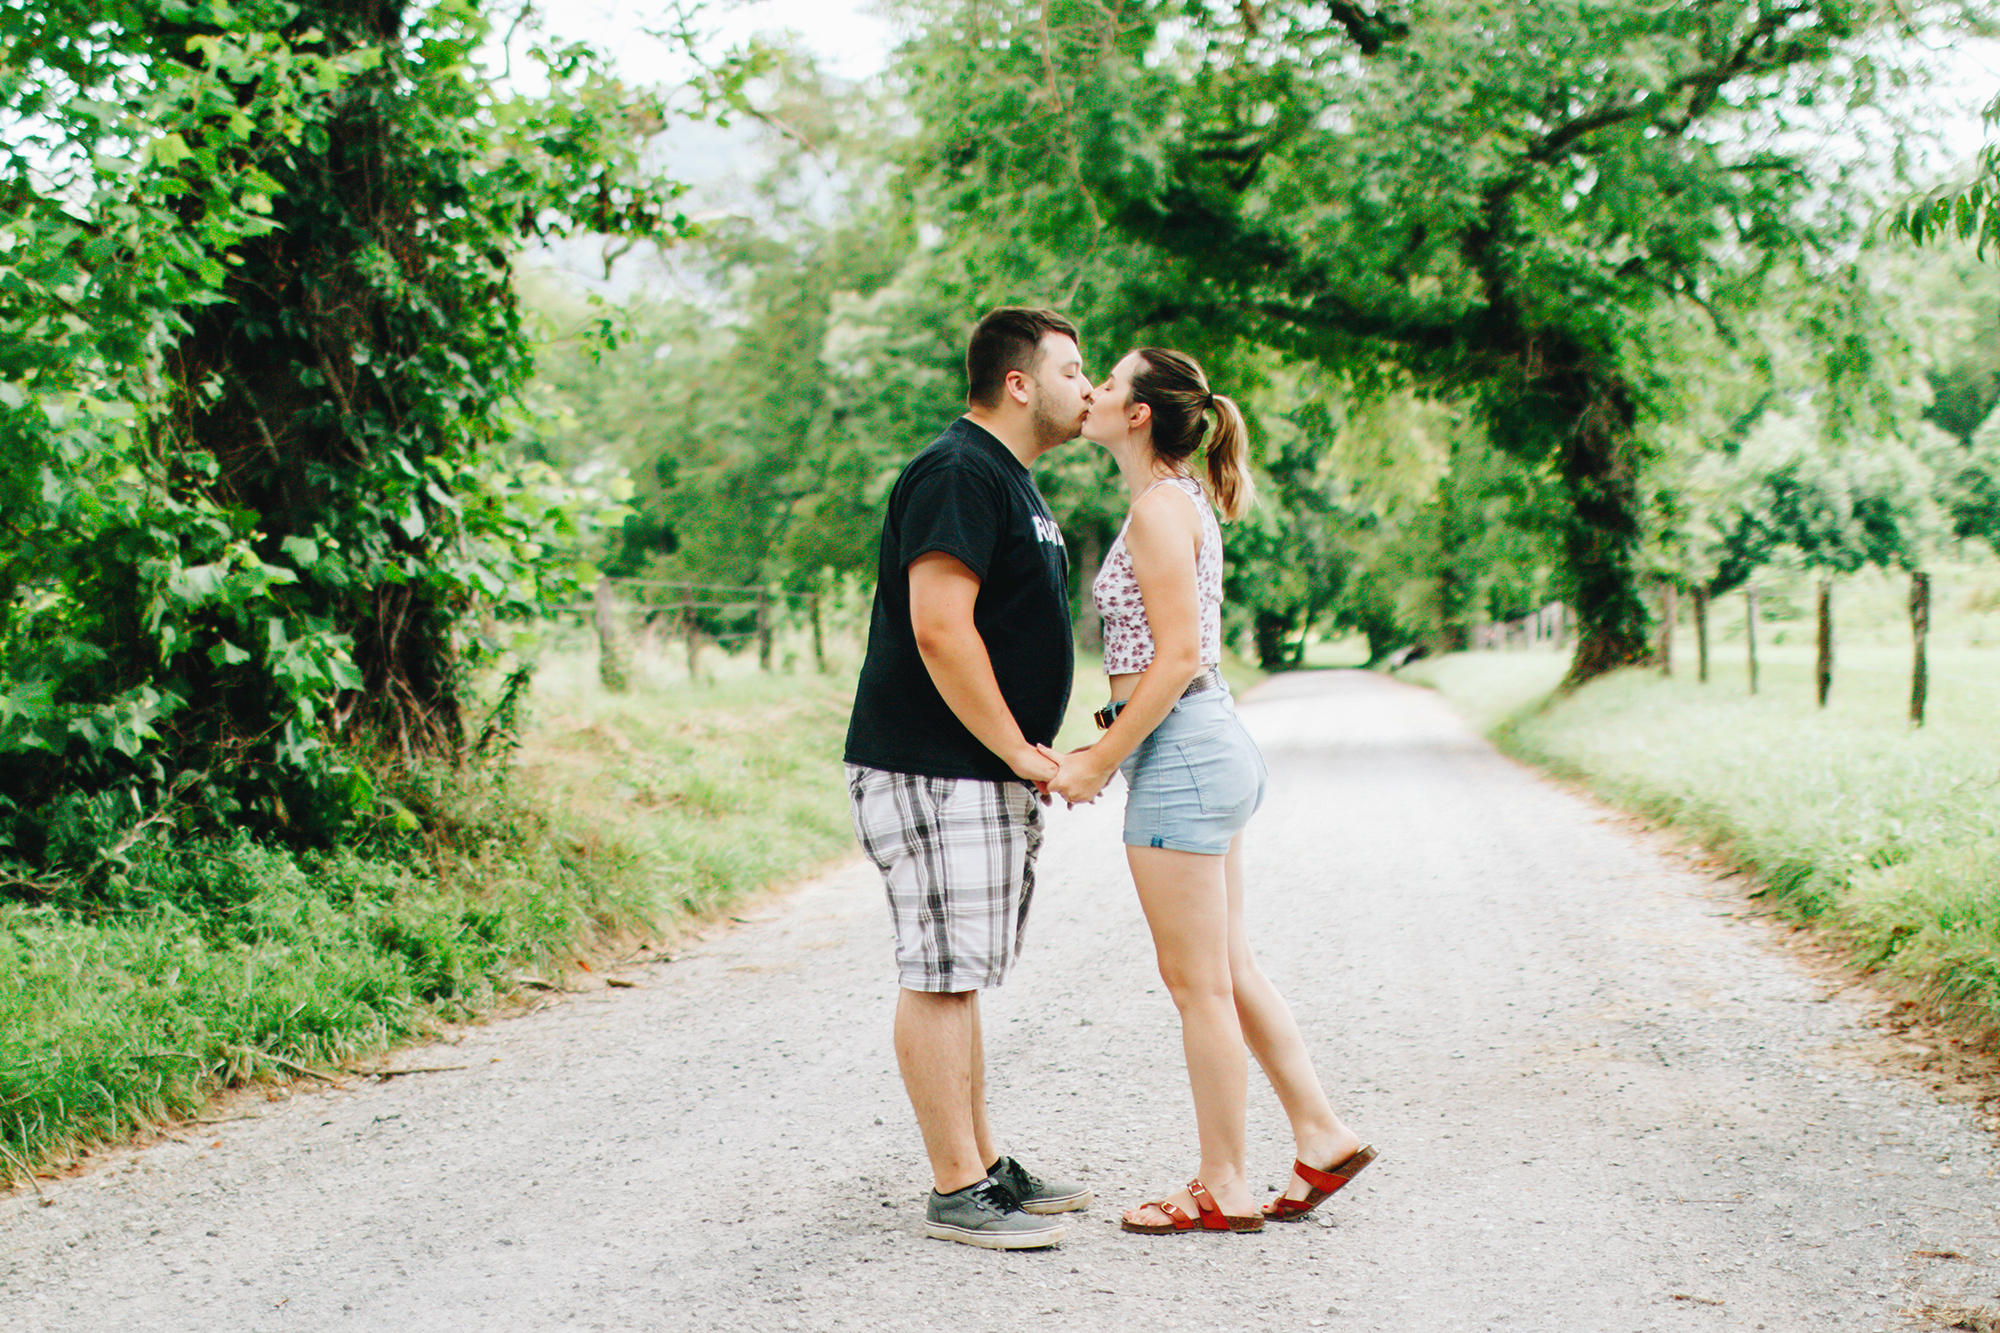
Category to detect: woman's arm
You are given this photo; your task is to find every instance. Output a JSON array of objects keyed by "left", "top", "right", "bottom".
[{"left": 1049, "top": 487, "right": 1203, "bottom": 805}]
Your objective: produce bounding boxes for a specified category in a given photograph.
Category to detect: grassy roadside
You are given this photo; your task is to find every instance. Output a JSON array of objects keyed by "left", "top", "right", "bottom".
[
  {"left": 1399, "top": 644, "right": 2000, "bottom": 1049},
  {"left": 2, "top": 627, "right": 1258, "bottom": 1188},
  {"left": 1, "top": 647, "right": 860, "bottom": 1188}
]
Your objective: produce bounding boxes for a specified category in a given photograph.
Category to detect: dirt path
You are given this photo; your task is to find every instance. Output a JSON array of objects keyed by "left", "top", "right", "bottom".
[{"left": 4, "top": 671, "right": 1997, "bottom": 1333}]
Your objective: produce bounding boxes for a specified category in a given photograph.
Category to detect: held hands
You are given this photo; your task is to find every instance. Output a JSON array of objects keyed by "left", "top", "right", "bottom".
[
  {"left": 1013, "top": 742, "right": 1112, "bottom": 808},
  {"left": 1011, "top": 743, "right": 1061, "bottom": 800},
  {"left": 1047, "top": 744, "right": 1113, "bottom": 808}
]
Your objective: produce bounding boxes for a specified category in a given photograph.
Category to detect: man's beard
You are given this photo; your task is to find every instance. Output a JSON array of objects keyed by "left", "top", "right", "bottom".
[{"left": 1029, "top": 391, "right": 1080, "bottom": 449}]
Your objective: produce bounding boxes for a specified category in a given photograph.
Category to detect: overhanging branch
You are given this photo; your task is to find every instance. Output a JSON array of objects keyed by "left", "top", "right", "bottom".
[{"left": 1321, "top": 2, "right": 1407, "bottom": 55}]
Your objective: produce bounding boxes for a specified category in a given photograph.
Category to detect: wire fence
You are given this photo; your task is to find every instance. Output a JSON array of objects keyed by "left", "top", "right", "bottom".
[
  {"left": 1468, "top": 602, "right": 1571, "bottom": 651},
  {"left": 548, "top": 578, "right": 842, "bottom": 691}
]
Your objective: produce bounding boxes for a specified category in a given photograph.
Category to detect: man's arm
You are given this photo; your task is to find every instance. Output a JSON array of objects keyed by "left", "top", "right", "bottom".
[{"left": 908, "top": 551, "right": 1058, "bottom": 785}]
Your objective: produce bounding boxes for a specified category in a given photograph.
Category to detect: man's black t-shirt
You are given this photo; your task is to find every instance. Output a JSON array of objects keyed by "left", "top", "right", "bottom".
[{"left": 844, "top": 418, "right": 1074, "bottom": 783}]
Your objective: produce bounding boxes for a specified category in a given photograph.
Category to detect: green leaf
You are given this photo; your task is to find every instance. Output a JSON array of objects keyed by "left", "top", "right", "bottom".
[{"left": 147, "top": 133, "right": 193, "bottom": 168}]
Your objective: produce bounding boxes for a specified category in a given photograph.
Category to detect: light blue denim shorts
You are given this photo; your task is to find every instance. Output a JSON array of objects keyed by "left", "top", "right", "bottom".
[{"left": 1117, "top": 686, "right": 1267, "bottom": 855}]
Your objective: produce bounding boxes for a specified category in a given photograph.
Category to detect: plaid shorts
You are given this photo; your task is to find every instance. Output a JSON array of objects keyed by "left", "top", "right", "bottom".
[{"left": 846, "top": 765, "right": 1043, "bottom": 993}]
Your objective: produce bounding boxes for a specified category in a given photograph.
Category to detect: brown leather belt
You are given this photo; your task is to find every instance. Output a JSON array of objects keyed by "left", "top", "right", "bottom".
[{"left": 1093, "top": 666, "right": 1223, "bottom": 730}]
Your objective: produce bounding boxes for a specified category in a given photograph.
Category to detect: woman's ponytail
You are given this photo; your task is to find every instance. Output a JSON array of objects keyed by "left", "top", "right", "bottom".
[
  {"left": 1129, "top": 348, "right": 1259, "bottom": 521},
  {"left": 1204, "top": 393, "right": 1255, "bottom": 520}
]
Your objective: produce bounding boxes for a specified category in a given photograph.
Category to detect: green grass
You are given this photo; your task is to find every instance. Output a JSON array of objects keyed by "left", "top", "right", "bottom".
[
  {"left": 0, "top": 640, "right": 862, "bottom": 1187},
  {"left": 2, "top": 617, "right": 1267, "bottom": 1187},
  {"left": 0, "top": 800, "right": 647, "bottom": 1183},
  {"left": 512, "top": 645, "right": 859, "bottom": 921},
  {"left": 1403, "top": 629, "right": 2000, "bottom": 1048}
]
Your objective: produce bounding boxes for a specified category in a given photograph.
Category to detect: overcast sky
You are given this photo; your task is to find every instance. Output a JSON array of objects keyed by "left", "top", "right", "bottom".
[
  {"left": 512, "top": 0, "right": 898, "bottom": 86},
  {"left": 507, "top": 2, "right": 1997, "bottom": 295},
  {"left": 512, "top": 2, "right": 1996, "bottom": 154}
]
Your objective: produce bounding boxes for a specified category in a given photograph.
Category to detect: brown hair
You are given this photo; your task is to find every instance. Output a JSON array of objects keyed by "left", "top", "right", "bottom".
[
  {"left": 965, "top": 307, "right": 1081, "bottom": 409},
  {"left": 1128, "top": 348, "right": 1256, "bottom": 519}
]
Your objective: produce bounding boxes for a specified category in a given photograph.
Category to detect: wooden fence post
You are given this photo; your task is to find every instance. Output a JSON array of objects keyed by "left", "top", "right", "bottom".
[
  {"left": 1746, "top": 589, "right": 1759, "bottom": 696},
  {"left": 682, "top": 583, "right": 700, "bottom": 683},
  {"left": 1815, "top": 577, "right": 1833, "bottom": 709},
  {"left": 1910, "top": 570, "right": 1930, "bottom": 727},
  {"left": 594, "top": 577, "right": 629, "bottom": 693},
  {"left": 756, "top": 590, "right": 773, "bottom": 672}
]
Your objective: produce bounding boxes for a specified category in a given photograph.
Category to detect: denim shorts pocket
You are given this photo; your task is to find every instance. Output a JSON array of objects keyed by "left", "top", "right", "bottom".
[{"left": 1174, "top": 728, "right": 1261, "bottom": 817}]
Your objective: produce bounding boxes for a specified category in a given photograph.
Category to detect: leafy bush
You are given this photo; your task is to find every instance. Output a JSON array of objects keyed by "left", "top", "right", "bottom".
[{"left": 0, "top": 1, "right": 675, "bottom": 882}]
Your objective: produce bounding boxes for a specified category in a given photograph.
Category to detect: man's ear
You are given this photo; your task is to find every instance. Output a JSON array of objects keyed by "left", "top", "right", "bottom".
[{"left": 1005, "top": 369, "right": 1033, "bottom": 406}]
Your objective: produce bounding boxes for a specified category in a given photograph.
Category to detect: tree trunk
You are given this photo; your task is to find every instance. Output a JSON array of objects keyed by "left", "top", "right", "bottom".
[
  {"left": 1552, "top": 369, "right": 1651, "bottom": 689},
  {"left": 1436, "top": 440, "right": 1476, "bottom": 654},
  {"left": 1073, "top": 525, "right": 1105, "bottom": 654},
  {"left": 1658, "top": 583, "right": 1676, "bottom": 677},
  {"left": 1815, "top": 578, "right": 1833, "bottom": 709},
  {"left": 1910, "top": 571, "right": 1930, "bottom": 727},
  {"left": 169, "top": 0, "right": 470, "bottom": 760},
  {"left": 1693, "top": 586, "right": 1709, "bottom": 684},
  {"left": 1253, "top": 608, "right": 1296, "bottom": 670},
  {"left": 810, "top": 593, "right": 826, "bottom": 674},
  {"left": 1746, "top": 589, "right": 1759, "bottom": 696}
]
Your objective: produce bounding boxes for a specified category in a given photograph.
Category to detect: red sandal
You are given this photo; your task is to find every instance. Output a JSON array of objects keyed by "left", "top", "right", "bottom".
[
  {"left": 1263, "top": 1144, "right": 1377, "bottom": 1221},
  {"left": 1120, "top": 1178, "right": 1265, "bottom": 1235}
]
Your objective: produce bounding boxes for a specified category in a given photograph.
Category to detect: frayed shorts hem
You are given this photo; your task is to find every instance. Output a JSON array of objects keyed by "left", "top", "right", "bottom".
[{"left": 1121, "top": 833, "right": 1236, "bottom": 856}]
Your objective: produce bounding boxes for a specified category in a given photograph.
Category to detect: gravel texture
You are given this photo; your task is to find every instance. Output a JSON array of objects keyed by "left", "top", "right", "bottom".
[{"left": 4, "top": 669, "right": 1997, "bottom": 1333}]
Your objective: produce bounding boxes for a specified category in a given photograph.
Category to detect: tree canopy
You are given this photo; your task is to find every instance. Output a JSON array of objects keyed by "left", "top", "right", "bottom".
[{"left": 877, "top": 0, "right": 1988, "bottom": 681}]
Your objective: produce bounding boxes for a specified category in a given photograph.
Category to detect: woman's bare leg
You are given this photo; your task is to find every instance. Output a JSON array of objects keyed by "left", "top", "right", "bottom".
[
  {"left": 1222, "top": 834, "right": 1362, "bottom": 1205},
  {"left": 1122, "top": 843, "right": 1257, "bottom": 1224}
]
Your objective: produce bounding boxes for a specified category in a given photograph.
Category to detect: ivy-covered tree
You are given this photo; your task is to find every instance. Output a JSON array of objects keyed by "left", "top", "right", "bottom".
[{"left": 1, "top": 0, "right": 686, "bottom": 875}]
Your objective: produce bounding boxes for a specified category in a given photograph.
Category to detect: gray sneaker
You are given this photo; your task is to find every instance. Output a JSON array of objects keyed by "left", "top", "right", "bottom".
[
  {"left": 924, "top": 1178, "right": 1067, "bottom": 1249},
  {"left": 988, "top": 1155, "right": 1093, "bottom": 1214}
]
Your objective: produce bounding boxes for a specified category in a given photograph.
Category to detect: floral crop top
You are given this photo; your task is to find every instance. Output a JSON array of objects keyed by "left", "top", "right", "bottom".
[{"left": 1092, "top": 475, "right": 1224, "bottom": 675}]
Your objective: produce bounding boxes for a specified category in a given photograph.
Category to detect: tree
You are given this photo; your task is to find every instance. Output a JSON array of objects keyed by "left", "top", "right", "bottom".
[
  {"left": 1684, "top": 410, "right": 1937, "bottom": 705},
  {"left": 1895, "top": 93, "right": 2000, "bottom": 257},
  {"left": 883, "top": 0, "right": 1984, "bottom": 685},
  {"left": 1, "top": 1, "right": 686, "bottom": 874},
  {"left": 1926, "top": 405, "right": 2000, "bottom": 554}
]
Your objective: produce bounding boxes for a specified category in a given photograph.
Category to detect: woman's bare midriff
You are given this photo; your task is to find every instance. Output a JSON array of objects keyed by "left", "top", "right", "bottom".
[{"left": 1106, "top": 670, "right": 1144, "bottom": 704}]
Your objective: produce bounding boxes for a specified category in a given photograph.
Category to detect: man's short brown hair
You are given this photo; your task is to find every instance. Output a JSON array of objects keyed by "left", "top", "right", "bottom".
[{"left": 965, "top": 307, "right": 1080, "bottom": 408}]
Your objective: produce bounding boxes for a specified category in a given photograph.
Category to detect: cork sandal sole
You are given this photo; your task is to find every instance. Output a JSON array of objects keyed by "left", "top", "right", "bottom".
[
  {"left": 1120, "top": 1178, "right": 1264, "bottom": 1235},
  {"left": 1263, "top": 1144, "right": 1377, "bottom": 1222}
]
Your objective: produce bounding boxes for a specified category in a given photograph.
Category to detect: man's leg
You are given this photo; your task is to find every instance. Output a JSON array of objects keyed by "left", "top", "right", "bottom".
[
  {"left": 967, "top": 988, "right": 998, "bottom": 1171},
  {"left": 894, "top": 987, "right": 989, "bottom": 1195}
]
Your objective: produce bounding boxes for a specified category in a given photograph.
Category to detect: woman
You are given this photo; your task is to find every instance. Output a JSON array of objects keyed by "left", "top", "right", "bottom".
[{"left": 1047, "top": 348, "right": 1375, "bottom": 1235}]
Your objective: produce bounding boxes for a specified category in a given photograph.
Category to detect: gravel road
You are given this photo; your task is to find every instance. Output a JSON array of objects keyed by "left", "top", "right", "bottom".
[{"left": 4, "top": 670, "right": 1997, "bottom": 1333}]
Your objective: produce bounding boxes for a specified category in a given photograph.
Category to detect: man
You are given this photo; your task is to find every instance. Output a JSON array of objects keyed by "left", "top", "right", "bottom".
[{"left": 844, "top": 307, "right": 1094, "bottom": 1249}]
